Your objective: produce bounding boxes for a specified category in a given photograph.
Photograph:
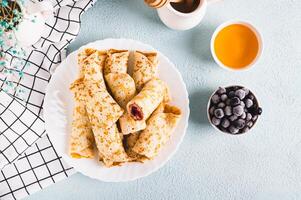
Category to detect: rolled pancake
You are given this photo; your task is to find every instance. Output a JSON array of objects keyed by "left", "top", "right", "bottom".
[
  {"left": 93, "top": 124, "right": 130, "bottom": 167},
  {"left": 82, "top": 51, "right": 124, "bottom": 128},
  {"left": 132, "top": 51, "right": 158, "bottom": 91},
  {"left": 79, "top": 50, "right": 127, "bottom": 165},
  {"left": 78, "top": 48, "right": 97, "bottom": 67},
  {"left": 82, "top": 51, "right": 107, "bottom": 85},
  {"left": 69, "top": 78, "right": 93, "bottom": 159},
  {"left": 124, "top": 132, "right": 147, "bottom": 162},
  {"left": 119, "top": 112, "right": 146, "bottom": 135},
  {"left": 127, "top": 78, "right": 170, "bottom": 121},
  {"left": 68, "top": 50, "right": 100, "bottom": 159},
  {"left": 132, "top": 104, "right": 182, "bottom": 159},
  {"left": 104, "top": 49, "right": 129, "bottom": 75},
  {"left": 69, "top": 101, "right": 94, "bottom": 158},
  {"left": 105, "top": 73, "right": 136, "bottom": 109}
]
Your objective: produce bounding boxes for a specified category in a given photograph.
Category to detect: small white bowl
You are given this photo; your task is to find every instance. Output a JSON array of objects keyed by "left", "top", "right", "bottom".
[
  {"left": 207, "top": 85, "right": 261, "bottom": 135},
  {"left": 210, "top": 20, "right": 263, "bottom": 71}
]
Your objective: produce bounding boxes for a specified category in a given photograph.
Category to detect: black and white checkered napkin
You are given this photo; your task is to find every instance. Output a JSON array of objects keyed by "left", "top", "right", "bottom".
[{"left": 0, "top": 0, "right": 95, "bottom": 199}]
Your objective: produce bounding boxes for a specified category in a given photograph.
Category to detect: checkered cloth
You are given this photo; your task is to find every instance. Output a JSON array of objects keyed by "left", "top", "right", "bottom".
[{"left": 0, "top": 0, "right": 95, "bottom": 199}]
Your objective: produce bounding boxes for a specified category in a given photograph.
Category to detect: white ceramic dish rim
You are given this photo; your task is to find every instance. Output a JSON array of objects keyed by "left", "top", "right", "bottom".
[
  {"left": 207, "top": 85, "right": 260, "bottom": 135},
  {"left": 210, "top": 20, "right": 264, "bottom": 71},
  {"left": 43, "top": 38, "right": 190, "bottom": 182}
]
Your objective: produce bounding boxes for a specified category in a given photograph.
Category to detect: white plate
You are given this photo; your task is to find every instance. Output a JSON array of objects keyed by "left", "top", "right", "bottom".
[{"left": 44, "top": 38, "right": 189, "bottom": 182}]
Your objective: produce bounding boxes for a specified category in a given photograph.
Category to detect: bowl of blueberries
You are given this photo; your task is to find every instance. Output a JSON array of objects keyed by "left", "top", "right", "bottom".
[{"left": 207, "top": 85, "right": 262, "bottom": 135}]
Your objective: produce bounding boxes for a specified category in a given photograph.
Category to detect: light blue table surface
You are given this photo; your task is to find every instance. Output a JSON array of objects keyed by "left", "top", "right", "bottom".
[{"left": 26, "top": 0, "right": 301, "bottom": 199}]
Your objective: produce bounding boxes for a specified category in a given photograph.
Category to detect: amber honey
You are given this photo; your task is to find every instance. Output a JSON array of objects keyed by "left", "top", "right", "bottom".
[{"left": 214, "top": 24, "right": 259, "bottom": 69}]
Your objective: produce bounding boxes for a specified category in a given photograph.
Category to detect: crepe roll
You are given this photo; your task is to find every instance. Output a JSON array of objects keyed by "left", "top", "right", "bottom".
[
  {"left": 119, "top": 112, "right": 146, "bottom": 135},
  {"left": 105, "top": 73, "right": 136, "bottom": 109},
  {"left": 69, "top": 77, "right": 94, "bottom": 158},
  {"left": 132, "top": 104, "right": 181, "bottom": 159},
  {"left": 82, "top": 51, "right": 124, "bottom": 129},
  {"left": 104, "top": 49, "right": 129, "bottom": 75},
  {"left": 78, "top": 48, "right": 97, "bottom": 66},
  {"left": 93, "top": 124, "right": 130, "bottom": 167},
  {"left": 127, "top": 78, "right": 169, "bottom": 121},
  {"left": 132, "top": 51, "right": 158, "bottom": 91},
  {"left": 124, "top": 132, "right": 147, "bottom": 162},
  {"left": 82, "top": 51, "right": 107, "bottom": 82},
  {"left": 69, "top": 101, "right": 94, "bottom": 158}
]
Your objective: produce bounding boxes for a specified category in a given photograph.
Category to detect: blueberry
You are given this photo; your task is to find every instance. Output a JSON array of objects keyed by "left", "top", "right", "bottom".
[
  {"left": 252, "top": 115, "right": 258, "bottom": 121},
  {"left": 221, "top": 94, "right": 228, "bottom": 101},
  {"left": 242, "top": 127, "right": 250, "bottom": 133},
  {"left": 221, "top": 119, "right": 230, "bottom": 128},
  {"left": 246, "top": 113, "right": 252, "bottom": 121},
  {"left": 211, "top": 94, "right": 220, "bottom": 104},
  {"left": 217, "top": 87, "right": 226, "bottom": 94},
  {"left": 228, "top": 91, "right": 235, "bottom": 98},
  {"left": 211, "top": 117, "right": 221, "bottom": 126},
  {"left": 229, "top": 115, "right": 238, "bottom": 121},
  {"left": 214, "top": 108, "right": 224, "bottom": 119},
  {"left": 241, "top": 112, "right": 246, "bottom": 119},
  {"left": 235, "top": 89, "right": 246, "bottom": 100},
  {"left": 224, "top": 106, "right": 232, "bottom": 116},
  {"left": 229, "top": 126, "right": 239, "bottom": 134},
  {"left": 234, "top": 119, "right": 245, "bottom": 129},
  {"left": 247, "top": 121, "right": 253, "bottom": 127},
  {"left": 245, "top": 99, "right": 253, "bottom": 108},
  {"left": 240, "top": 101, "right": 245, "bottom": 107},
  {"left": 218, "top": 102, "right": 225, "bottom": 108},
  {"left": 226, "top": 99, "right": 231, "bottom": 105},
  {"left": 233, "top": 105, "right": 244, "bottom": 116},
  {"left": 230, "top": 97, "right": 241, "bottom": 106},
  {"left": 242, "top": 88, "right": 250, "bottom": 96},
  {"left": 209, "top": 106, "right": 215, "bottom": 115},
  {"left": 248, "top": 94, "right": 255, "bottom": 100}
]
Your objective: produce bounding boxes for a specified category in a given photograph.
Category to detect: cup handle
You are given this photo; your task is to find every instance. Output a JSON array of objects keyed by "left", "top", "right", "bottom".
[
  {"left": 207, "top": 0, "right": 223, "bottom": 5},
  {"left": 25, "top": 1, "right": 53, "bottom": 18}
]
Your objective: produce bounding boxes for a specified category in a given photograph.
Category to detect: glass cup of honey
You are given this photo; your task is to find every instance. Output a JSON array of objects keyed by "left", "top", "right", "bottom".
[{"left": 210, "top": 20, "right": 263, "bottom": 71}]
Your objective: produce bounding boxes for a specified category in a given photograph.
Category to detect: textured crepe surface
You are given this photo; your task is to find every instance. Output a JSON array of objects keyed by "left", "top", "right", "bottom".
[
  {"left": 68, "top": 49, "right": 98, "bottom": 159},
  {"left": 127, "top": 78, "right": 169, "bottom": 121},
  {"left": 125, "top": 132, "right": 147, "bottom": 162},
  {"left": 105, "top": 73, "right": 136, "bottom": 109},
  {"left": 77, "top": 49, "right": 128, "bottom": 166},
  {"left": 69, "top": 100, "right": 95, "bottom": 158},
  {"left": 104, "top": 49, "right": 129, "bottom": 75},
  {"left": 132, "top": 104, "right": 182, "bottom": 159},
  {"left": 133, "top": 51, "right": 158, "bottom": 91},
  {"left": 93, "top": 124, "right": 130, "bottom": 167},
  {"left": 119, "top": 112, "right": 146, "bottom": 135}
]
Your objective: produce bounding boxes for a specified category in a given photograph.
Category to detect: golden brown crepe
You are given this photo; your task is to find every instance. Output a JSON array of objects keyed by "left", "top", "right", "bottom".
[
  {"left": 132, "top": 104, "right": 181, "bottom": 159},
  {"left": 105, "top": 73, "right": 136, "bottom": 109},
  {"left": 104, "top": 49, "right": 129, "bottom": 75},
  {"left": 69, "top": 99, "right": 94, "bottom": 158},
  {"left": 119, "top": 112, "right": 146, "bottom": 135},
  {"left": 93, "top": 124, "right": 130, "bottom": 167},
  {"left": 77, "top": 48, "right": 97, "bottom": 68},
  {"left": 68, "top": 50, "right": 99, "bottom": 159},
  {"left": 132, "top": 51, "right": 158, "bottom": 91},
  {"left": 124, "top": 132, "right": 147, "bottom": 162},
  {"left": 127, "top": 78, "right": 170, "bottom": 121},
  {"left": 75, "top": 50, "right": 128, "bottom": 165}
]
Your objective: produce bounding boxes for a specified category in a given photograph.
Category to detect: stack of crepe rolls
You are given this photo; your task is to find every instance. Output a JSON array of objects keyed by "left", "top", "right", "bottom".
[
  {"left": 69, "top": 48, "right": 181, "bottom": 167},
  {"left": 70, "top": 49, "right": 129, "bottom": 167}
]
